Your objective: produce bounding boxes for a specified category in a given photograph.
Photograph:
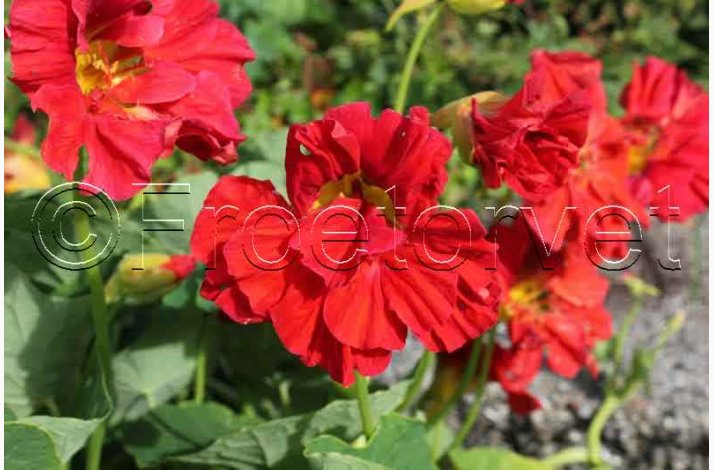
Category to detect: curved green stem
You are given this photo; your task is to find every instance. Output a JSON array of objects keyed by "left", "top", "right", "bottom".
[
  {"left": 427, "top": 340, "right": 482, "bottom": 426},
  {"left": 607, "top": 296, "right": 643, "bottom": 392},
  {"left": 586, "top": 395, "right": 619, "bottom": 466},
  {"left": 354, "top": 372, "right": 376, "bottom": 439},
  {"left": 397, "top": 350, "right": 435, "bottom": 413},
  {"left": 75, "top": 206, "right": 112, "bottom": 470},
  {"left": 449, "top": 329, "right": 496, "bottom": 451},
  {"left": 393, "top": 4, "right": 444, "bottom": 113},
  {"left": 542, "top": 446, "right": 588, "bottom": 467}
]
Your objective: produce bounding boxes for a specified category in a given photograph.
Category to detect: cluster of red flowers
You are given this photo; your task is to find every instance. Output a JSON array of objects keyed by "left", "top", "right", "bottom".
[
  {"left": 8, "top": 0, "right": 254, "bottom": 199},
  {"left": 8, "top": 0, "right": 707, "bottom": 406},
  {"left": 461, "top": 50, "right": 708, "bottom": 412}
]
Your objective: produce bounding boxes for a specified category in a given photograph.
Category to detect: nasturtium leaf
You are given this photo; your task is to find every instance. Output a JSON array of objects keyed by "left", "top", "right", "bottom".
[
  {"left": 307, "top": 452, "right": 388, "bottom": 470},
  {"left": 111, "top": 307, "right": 203, "bottom": 424},
  {"left": 5, "top": 354, "right": 112, "bottom": 468},
  {"left": 139, "top": 171, "right": 219, "bottom": 253},
  {"left": 170, "top": 382, "right": 409, "bottom": 469},
  {"left": 121, "top": 401, "right": 260, "bottom": 467},
  {"left": 4, "top": 193, "right": 80, "bottom": 290},
  {"left": 305, "top": 413, "right": 436, "bottom": 470},
  {"left": 5, "top": 422, "right": 62, "bottom": 470},
  {"left": 233, "top": 160, "right": 286, "bottom": 196},
  {"left": 449, "top": 447, "right": 553, "bottom": 470},
  {"left": 12, "top": 416, "right": 99, "bottom": 463},
  {"left": 4, "top": 265, "right": 93, "bottom": 417},
  {"left": 427, "top": 419, "right": 455, "bottom": 462}
]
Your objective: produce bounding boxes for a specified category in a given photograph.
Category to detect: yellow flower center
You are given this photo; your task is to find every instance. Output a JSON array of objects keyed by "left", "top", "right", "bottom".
[
  {"left": 626, "top": 125, "right": 660, "bottom": 175},
  {"left": 312, "top": 172, "right": 398, "bottom": 224},
  {"left": 502, "top": 278, "right": 549, "bottom": 319},
  {"left": 75, "top": 41, "right": 145, "bottom": 95},
  {"left": 627, "top": 144, "right": 649, "bottom": 174}
]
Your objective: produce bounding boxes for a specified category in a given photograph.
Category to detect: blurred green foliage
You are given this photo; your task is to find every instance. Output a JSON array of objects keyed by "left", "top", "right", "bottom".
[
  {"left": 220, "top": 0, "right": 707, "bottom": 136},
  {"left": 6, "top": 0, "right": 707, "bottom": 137}
]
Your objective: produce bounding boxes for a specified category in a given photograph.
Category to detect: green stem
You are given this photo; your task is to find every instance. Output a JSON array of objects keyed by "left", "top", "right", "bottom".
[
  {"left": 194, "top": 317, "right": 209, "bottom": 404},
  {"left": 74, "top": 206, "right": 112, "bottom": 470},
  {"left": 427, "top": 340, "right": 483, "bottom": 426},
  {"left": 449, "top": 329, "right": 496, "bottom": 451},
  {"left": 586, "top": 394, "right": 620, "bottom": 466},
  {"left": 542, "top": 447, "right": 588, "bottom": 467},
  {"left": 354, "top": 372, "right": 375, "bottom": 439},
  {"left": 393, "top": 3, "right": 444, "bottom": 113},
  {"left": 397, "top": 350, "right": 435, "bottom": 413},
  {"left": 607, "top": 296, "right": 643, "bottom": 391}
]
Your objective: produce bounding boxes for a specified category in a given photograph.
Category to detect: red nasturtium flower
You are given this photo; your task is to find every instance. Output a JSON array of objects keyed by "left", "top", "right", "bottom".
[
  {"left": 191, "top": 103, "right": 502, "bottom": 386},
  {"left": 8, "top": 0, "right": 255, "bottom": 199},
  {"left": 620, "top": 57, "right": 709, "bottom": 222},
  {"left": 428, "top": 221, "right": 612, "bottom": 415},
  {"left": 472, "top": 50, "right": 649, "bottom": 263},
  {"left": 488, "top": 222, "right": 612, "bottom": 413},
  {"left": 469, "top": 50, "right": 592, "bottom": 201},
  {"left": 522, "top": 51, "right": 649, "bottom": 263}
]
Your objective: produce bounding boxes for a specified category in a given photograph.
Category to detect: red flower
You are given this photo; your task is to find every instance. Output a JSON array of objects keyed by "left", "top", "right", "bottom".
[
  {"left": 620, "top": 57, "right": 709, "bottom": 222},
  {"left": 191, "top": 103, "right": 501, "bottom": 386},
  {"left": 489, "top": 221, "right": 612, "bottom": 413},
  {"left": 9, "top": 0, "right": 254, "bottom": 199},
  {"left": 162, "top": 254, "right": 197, "bottom": 280},
  {"left": 483, "top": 50, "right": 649, "bottom": 263},
  {"left": 470, "top": 49, "right": 592, "bottom": 201}
]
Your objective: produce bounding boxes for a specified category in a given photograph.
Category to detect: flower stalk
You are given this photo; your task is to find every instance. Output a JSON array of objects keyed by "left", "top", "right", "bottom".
[
  {"left": 354, "top": 372, "right": 376, "bottom": 439},
  {"left": 397, "top": 350, "right": 435, "bottom": 413},
  {"left": 393, "top": 3, "right": 444, "bottom": 113},
  {"left": 194, "top": 316, "right": 210, "bottom": 404},
  {"left": 449, "top": 328, "right": 496, "bottom": 451},
  {"left": 427, "top": 339, "right": 483, "bottom": 426},
  {"left": 74, "top": 203, "right": 112, "bottom": 470}
]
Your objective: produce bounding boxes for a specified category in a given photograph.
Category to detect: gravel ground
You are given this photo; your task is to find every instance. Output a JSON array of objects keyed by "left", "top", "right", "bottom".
[{"left": 382, "top": 215, "right": 709, "bottom": 469}]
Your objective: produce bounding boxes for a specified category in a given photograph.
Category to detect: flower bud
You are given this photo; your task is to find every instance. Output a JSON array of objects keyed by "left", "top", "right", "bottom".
[
  {"left": 447, "top": 0, "right": 507, "bottom": 15},
  {"left": 432, "top": 91, "right": 508, "bottom": 161},
  {"left": 106, "top": 253, "right": 195, "bottom": 304}
]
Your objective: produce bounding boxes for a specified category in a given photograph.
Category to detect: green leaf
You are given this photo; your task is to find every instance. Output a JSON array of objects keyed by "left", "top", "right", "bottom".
[
  {"left": 12, "top": 416, "right": 99, "bottom": 463},
  {"left": 449, "top": 447, "right": 553, "bottom": 470},
  {"left": 305, "top": 413, "right": 436, "bottom": 470},
  {"left": 427, "top": 420, "right": 454, "bottom": 462},
  {"left": 4, "top": 193, "right": 80, "bottom": 290},
  {"left": 4, "top": 265, "right": 93, "bottom": 417},
  {"left": 121, "top": 401, "right": 259, "bottom": 467},
  {"left": 170, "top": 382, "right": 409, "bottom": 469},
  {"left": 233, "top": 161, "right": 286, "bottom": 197},
  {"left": 111, "top": 307, "right": 203, "bottom": 424},
  {"left": 307, "top": 452, "right": 388, "bottom": 470},
  {"left": 385, "top": 0, "right": 437, "bottom": 32},
  {"left": 140, "top": 171, "right": 219, "bottom": 253},
  {"left": 5, "top": 422, "right": 62, "bottom": 470},
  {"left": 5, "top": 362, "right": 112, "bottom": 468}
]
